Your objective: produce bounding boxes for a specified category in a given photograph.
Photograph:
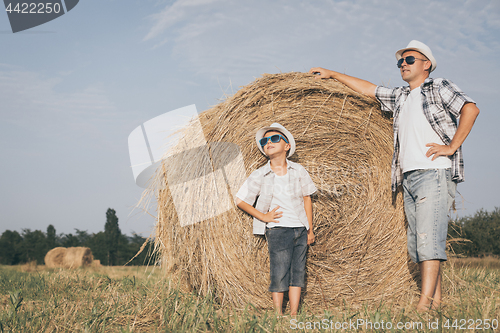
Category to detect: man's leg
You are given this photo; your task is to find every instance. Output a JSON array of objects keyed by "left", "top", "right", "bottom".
[
  {"left": 417, "top": 260, "right": 441, "bottom": 312},
  {"left": 432, "top": 266, "right": 442, "bottom": 309},
  {"left": 404, "top": 169, "right": 453, "bottom": 311}
]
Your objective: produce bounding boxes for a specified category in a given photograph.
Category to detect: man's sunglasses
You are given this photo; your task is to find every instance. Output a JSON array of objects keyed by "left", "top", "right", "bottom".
[
  {"left": 397, "top": 56, "right": 428, "bottom": 68},
  {"left": 259, "top": 134, "right": 289, "bottom": 147}
]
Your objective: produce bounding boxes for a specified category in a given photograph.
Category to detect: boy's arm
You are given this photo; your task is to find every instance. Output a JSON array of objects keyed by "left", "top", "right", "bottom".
[
  {"left": 236, "top": 198, "right": 282, "bottom": 223},
  {"left": 303, "top": 196, "right": 314, "bottom": 245},
  {"left": 309, "top": 67, "right": 377, "bottom": 98}
]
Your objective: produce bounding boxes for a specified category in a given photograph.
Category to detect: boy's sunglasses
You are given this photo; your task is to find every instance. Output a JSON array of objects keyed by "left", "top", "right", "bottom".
[
  {"left": 397, "top": 56, "right": 428, "bottom": 68},
  {"left": 259, "top": 134, "right": 289, "bottom": 147}
]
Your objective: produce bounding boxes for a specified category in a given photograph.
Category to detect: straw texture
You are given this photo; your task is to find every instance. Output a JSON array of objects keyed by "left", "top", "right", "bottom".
[{"left": 149, "top": 72, "right": 417, "bottom": 309}]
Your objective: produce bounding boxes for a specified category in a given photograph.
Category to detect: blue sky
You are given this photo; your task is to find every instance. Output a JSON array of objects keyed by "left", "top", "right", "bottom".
[{"left": 1, "top": 0, "right": 499, "bottom": 236}]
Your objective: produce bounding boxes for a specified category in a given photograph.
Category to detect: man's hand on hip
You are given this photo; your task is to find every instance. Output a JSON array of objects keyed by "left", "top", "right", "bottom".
[{"left": 425, "top": 143, "right": 456, "bottom": 160}]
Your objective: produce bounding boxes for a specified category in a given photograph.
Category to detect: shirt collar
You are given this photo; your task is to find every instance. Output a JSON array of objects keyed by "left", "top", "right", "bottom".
[
  {"left": 421, "top": 77, "right": 434, "bottom": 91},
  {"left": 402, "top": 77, "right": 434, "bottom": 94},
  {"left": 262, "top": 159, "right": 296, "bottom": 176}
]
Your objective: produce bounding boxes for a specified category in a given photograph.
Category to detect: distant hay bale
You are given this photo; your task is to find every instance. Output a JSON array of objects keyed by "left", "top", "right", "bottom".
[
  {"left": 44, "top": 247, "right": 67, "bottom": 268},
  {"left": 148, "top": 72, "right": 416, "bottom": 309},
  {"left": 64, "top": 247, "right": 93, "bottom": 268},
  {"left": 44, "top": 247, "right": 93, "bottom": 269}
]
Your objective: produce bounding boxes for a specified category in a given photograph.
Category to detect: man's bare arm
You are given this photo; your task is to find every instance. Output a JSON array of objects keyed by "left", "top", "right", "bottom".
[
  {"left": 309, "top": 67, "right": 377, "bottom": 98},
  {"left": 426, "top": 102, "right": 480, "bottom": 160}
]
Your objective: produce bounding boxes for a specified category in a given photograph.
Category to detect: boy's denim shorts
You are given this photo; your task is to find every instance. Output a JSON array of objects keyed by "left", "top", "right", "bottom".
[
  {"left": 265, "top": 226, "right": 307, "bottom": 292},
  {"left": 403, "top": 168, "right": 456, "bottom": 263}
]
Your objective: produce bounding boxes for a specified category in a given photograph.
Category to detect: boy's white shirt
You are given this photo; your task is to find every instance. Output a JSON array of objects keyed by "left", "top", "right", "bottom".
[
  {"left": 236, "top": 159, "right": 317, "bottom": 235},
  {"left": 267, "top": 173, "right": 303, "bottom": 228}
]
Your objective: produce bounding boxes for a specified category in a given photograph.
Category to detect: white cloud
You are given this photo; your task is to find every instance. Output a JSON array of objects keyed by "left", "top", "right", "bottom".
[
  {"left": 0, "top": 67, "right": 117, "bottom": 139},
  {"left": 138, "top": 0, "right": 500, "bottom": 218},
  {"left": 143, "top": 0, "right": 226, "bottom": 42},
  {"left": 143, "top": 0, "right": 499, "bottom": 84}
]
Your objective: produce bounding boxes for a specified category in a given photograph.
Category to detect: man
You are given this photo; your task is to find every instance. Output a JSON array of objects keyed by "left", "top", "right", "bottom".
[{"left": 310, "top": 40, "right": 479, "bottom": 311}]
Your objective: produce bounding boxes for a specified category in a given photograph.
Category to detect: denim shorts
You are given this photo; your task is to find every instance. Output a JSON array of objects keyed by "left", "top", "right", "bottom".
[
  {"left": 403, "top": 168, "right": 456, "bottom": 263},
  {"left": 265, "top": 227, "right": 307, "bottom": 292}
]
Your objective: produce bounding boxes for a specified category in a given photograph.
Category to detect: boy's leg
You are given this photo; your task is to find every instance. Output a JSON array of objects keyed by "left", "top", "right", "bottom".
[
  {"left": 288, "top": 287, "right": 301, "bottom": 315},
  {"left": 272, "top": 292, "right": 284, "bottom": 315},
  {"left": 266, "top": 228, "right": 293, "bottom": 315},
  {"left": 289, "top": 227, "right": 308, "bottom": 315}
]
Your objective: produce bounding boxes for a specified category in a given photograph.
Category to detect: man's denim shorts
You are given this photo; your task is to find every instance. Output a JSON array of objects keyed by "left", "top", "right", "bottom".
[
  {"left": 403, "top": 168, "right": 456, "bottom": 263},
  {"left": 265, "top": 227, "right": 307, "bottom": 292}
]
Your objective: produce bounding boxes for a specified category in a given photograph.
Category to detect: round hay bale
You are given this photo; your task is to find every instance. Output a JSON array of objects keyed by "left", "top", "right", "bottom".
[
  {"left": 63, "top": 247, "right": 93, "bottom": 268},
  {"left": 44, "top": 247, "right": 93, "bottom": 269},
  {"left": 44, "top": 247, "right": 67, "bottom": 268},
  {"left": 151, "top": 72, "right": 416, "bottom": 309}
]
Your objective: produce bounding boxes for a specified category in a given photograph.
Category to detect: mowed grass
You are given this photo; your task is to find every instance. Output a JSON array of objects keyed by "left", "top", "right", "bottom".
[{"left": 0, "top": 258, "right": 499, "bottom": 332}]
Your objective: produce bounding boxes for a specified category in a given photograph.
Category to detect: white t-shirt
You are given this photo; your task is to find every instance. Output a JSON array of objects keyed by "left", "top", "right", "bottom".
[
  {"left": 398, "top": 87, "right": 452, "bottom": 173},
  {"left": 267, "top": 172, "right": 303, "bottom": 229}
]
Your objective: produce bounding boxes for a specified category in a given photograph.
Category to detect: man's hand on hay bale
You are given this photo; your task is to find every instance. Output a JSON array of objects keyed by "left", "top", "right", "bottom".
[
  {"left": 308, "top": 67, "right": 377, "bottom": 98},
  {"left": 309, "top": 67, "right": 334, "bottom": 79}
]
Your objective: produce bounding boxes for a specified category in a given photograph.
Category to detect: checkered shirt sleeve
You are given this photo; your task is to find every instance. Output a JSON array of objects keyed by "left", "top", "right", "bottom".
[
  {"left": 375, "top": 78, "right": 476, "bottom": 191},
  {"left": 235, "top": 168, "right": 262, "bottom": 206},
  {"left": 375, "top": 86, "right": 403, "bottom": 114},
  {"left": 424, "top": 78, "right": 475, "bottom": 184},
  {"left": 428, "top": 78, "right": 476, "bottom": 140},
  {"left": 297, "top": 164, "right": 317, "bottom": 197}
]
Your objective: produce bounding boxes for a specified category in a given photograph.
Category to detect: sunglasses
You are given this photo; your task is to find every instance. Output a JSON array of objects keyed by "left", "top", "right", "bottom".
[
  {"left": 259, "top": 134, "right": 289, "bottom": 147},
  {"left": 397, "top": 56, "right": 428, "bottom": 68}
]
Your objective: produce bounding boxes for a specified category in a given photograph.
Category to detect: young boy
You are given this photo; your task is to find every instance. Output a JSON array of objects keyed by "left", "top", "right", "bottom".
[{"left": 235, "top": 123, "right": 317, "bottom": 316}]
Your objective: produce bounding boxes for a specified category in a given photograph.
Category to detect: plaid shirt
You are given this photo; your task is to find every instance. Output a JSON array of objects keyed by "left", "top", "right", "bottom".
[
  {"left": 375, "top": 78, "right": 475, "bottom": 192},
  {"left": 236, "top": 160, "right": 317, "bottom": 235}
]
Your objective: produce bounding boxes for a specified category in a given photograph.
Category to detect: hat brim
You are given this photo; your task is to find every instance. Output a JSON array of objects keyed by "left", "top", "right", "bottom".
[
  {"left": 255, "top": 126, "right": 296, "bottom": 157},
  {"left": 395, "top": 47, "right": 436, "bottom": 72}
]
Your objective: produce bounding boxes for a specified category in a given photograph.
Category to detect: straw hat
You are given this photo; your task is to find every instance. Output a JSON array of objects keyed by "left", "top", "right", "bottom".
[
  {"left": 395, "top": 40, "right": 437, "bottom": 72},
  {"left": 255, "top": 122, "right": 296, "bottom": 157}
]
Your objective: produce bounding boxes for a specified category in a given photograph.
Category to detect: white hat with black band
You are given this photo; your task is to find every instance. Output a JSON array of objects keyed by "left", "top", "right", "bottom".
[{"left": 396, "top": 40, "right": 437, "bottom": 72}]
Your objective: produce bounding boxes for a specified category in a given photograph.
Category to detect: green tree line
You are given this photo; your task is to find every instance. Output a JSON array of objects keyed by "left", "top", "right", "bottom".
[
  {"left": 448, "top": 207, "right": 500, "bottom": 257},
  {"left": 0, "top": 208, "right": 156, "bottom": 266},
  {"left": 1, "top": 207, "right": 497, "bottom": 265}
]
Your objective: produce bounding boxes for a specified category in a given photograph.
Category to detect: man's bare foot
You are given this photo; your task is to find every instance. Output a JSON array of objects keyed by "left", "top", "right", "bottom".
[
  {"left": 416, "top": 303, "right": 430, "bottom": 313},
  {"left": 430, "top": 301, "right": 441, "bottom": 310}
]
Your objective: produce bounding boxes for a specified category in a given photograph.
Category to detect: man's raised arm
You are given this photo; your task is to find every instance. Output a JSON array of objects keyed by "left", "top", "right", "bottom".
[{"left": 309, "top": 67, "right": 377, "bottom": 99}]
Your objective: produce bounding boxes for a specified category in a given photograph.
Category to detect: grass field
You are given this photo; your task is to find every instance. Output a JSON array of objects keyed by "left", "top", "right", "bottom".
[{"left": 0, "top": 258, "right": 499, "bottom": 332}]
